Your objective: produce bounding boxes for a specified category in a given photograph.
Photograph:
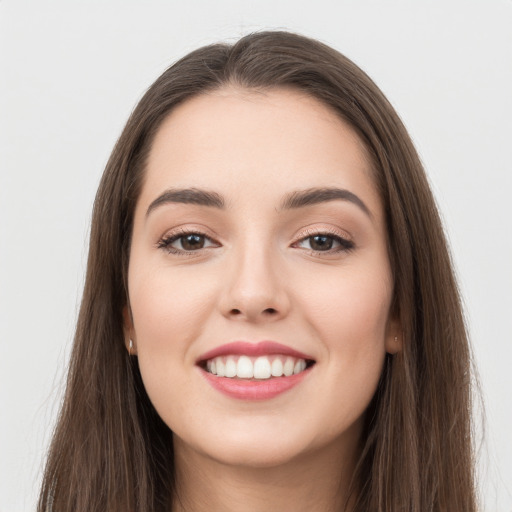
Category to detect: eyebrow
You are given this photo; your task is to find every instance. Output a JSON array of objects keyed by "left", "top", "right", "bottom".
[
  {"left": 145, "top": 186, "right": 371, "bottom": 218},
  {"left": 279, "top": 187, "right": 371, "bottom": 217},
  {"left": 146, "top": 188, "right": 225, "bottom": 217}
]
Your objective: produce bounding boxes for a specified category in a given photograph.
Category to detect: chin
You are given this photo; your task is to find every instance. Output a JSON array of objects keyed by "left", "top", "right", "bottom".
[
  {"left": 200, "top": 437, "right": 312, "bottom": 469},
  {"left": 174, "top": 415, "right": 346, "bottom": 470}
]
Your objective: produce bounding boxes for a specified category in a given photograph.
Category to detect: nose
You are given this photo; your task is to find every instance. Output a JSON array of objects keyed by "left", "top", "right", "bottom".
[{"left": 219, "top": 243, "right": 290, "bottom": 323}]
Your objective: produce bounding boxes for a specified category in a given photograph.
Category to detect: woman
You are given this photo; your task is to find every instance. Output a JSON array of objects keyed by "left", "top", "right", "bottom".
[{"left": 38, "top": 31, "right": 477, "bottom": 511}]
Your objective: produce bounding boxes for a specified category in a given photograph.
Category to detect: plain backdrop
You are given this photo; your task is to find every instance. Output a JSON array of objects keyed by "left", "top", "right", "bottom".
[{"left": 1, "top": 1, "right": 511, "bottom": 510}]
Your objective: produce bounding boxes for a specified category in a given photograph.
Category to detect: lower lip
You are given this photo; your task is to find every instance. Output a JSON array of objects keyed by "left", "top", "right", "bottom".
[{"left": 200, "top": 367, "right": 312, "bottom": 400}]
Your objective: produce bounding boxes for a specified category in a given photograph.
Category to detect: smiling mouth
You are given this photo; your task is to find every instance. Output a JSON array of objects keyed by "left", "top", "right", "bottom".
[{"left": 200, "top": 355, "right": 316, "bottom": 380}]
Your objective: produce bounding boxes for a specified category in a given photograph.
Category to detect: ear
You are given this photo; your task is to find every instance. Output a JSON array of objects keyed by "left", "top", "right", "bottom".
[
  {"left": 385, "top": 315, "right": 402, "bottom": 355},
  {"left": 122, "top": 305, "right": 137, "bottom": 355}
]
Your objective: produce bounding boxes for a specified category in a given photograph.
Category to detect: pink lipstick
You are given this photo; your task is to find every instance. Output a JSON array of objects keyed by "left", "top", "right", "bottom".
[
  {"left": 197, "top": 341, "right": 312, "bottom": 361},
  {"left": 197, "top": 341, "right": 315, "bottom": 400}
]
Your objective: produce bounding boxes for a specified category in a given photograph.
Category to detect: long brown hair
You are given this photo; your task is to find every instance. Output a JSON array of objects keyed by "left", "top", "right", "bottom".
[{"left": 38, "top": 31, "right": 477, "bottom": 511}]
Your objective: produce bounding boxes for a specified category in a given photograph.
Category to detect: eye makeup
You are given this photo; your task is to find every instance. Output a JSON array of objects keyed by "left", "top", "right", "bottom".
[{"left": 156, "top": 226, "right": 355, "bottom": 258}]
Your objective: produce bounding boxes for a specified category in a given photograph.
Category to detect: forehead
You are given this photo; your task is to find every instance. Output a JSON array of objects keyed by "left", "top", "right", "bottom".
[{"left": 140, "top": 87, "right": 381, "bottom": 217}]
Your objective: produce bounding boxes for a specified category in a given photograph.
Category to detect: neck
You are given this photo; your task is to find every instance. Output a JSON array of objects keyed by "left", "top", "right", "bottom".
[{"left": 171, "top": 434, "right": 361, "bottom": 512}]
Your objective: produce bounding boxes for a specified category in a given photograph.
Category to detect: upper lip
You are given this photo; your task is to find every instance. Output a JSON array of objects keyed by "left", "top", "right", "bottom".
[{"left": 196, "top": 341, "right": 315, "bottom": 364}]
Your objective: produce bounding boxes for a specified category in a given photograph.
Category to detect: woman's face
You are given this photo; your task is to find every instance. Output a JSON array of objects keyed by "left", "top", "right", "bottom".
[{"left": 126, "top": 87, "right": 398, "bottom": 468}]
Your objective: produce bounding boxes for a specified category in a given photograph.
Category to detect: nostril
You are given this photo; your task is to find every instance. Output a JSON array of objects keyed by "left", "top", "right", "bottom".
[{"left": 227, "top": 307, "right": 278, "bottom": 318}]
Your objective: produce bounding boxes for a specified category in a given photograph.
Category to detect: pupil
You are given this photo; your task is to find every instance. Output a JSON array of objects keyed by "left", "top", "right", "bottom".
[
  {"left": 311, "top": 235, "right": 333, "bottom": 251},
  {"left": 182, "top": 234, "right": 204, "bottom": 250}
]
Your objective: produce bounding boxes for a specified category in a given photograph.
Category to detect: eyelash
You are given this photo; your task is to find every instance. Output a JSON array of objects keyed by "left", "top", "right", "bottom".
[
  {"left": 156, "top": 228, "right": 354, "bottom": 256},
  {"left": 292, "top": 228, "right": 354, "bottom": 255},
  {"left": 156, "top": 228, "right": 219, "bottom": 256}
]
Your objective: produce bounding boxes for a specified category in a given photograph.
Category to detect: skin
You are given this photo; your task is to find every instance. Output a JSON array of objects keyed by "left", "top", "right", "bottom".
[{"left": 125, "top": 87, "right": 400, "bottom": 511}]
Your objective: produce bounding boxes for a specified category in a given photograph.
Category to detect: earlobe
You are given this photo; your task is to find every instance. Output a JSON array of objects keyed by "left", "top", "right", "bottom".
[
  {"left": 386, "top": 334, "right": 402, "bottom": 354},
  {"left": 122, "top": 305, "right": 137, "bottom": 355},
  {"left": 385, "top": 316, "right": 402, "bottom": 354}
]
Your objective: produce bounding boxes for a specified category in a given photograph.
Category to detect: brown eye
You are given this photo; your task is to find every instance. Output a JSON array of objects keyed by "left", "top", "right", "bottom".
[
  {"left": 158, "top": 231, "right": 218, "bottom": 254},
  {"left": 295, "top": 233, "right": 354, "bottom": 253},
  {"left": 309, "top": 235, "right": 334, "bottom": 251},
  {"left": 180, "top": 234, "right": 206, "bottom": 250}
]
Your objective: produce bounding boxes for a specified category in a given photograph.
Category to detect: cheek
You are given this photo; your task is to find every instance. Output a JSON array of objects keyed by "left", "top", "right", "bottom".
[
  {"left": 128, "top": 264, "right": 217, "bottom": 424},
  {"left": 297, "top": 266, "right": 391, "bottom": 431},
  {"left": 127, "top": 263, "right": 220, "bottom": 405},
  {"left": 297, "top": 259, "right": 392, "bottom": 394},
  {"left": 303, "top": 264, "right": 391, "bottom": 341},
  {"left": 129, "top": 264, "right": 216, "bottom": 345}
]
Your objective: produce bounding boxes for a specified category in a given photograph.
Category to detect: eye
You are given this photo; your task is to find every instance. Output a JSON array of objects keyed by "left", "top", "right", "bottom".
[
  {"left": 157, "top": 231, "right": 219, "bottom": 254},
  {"left": 294, "top": 233, "right": 354, "bottom": 253}
]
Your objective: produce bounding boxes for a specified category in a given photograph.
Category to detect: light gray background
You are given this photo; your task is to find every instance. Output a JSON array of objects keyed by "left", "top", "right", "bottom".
[{"left": 1, "top": 1, "right": 511, "bottom": 510}]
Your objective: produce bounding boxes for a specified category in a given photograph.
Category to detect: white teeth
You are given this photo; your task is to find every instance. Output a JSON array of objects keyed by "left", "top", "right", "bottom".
[
  {"left": 237, "top": 356, "right": 254, "bottom": 378},
  {"left": 271, "top": 358, "right": 283, "bottom": 377},
  {"left": 216, "top": 359, "right": 225, "bottom": 377},
  {"left": 283, "top": 357, "right": 295, "bottom": 376},
  {"left": 205, "top": 354, "right": 311, "bottom": 379},
  {"left": 293, "top": 359, "right": 306, "bottom": 374},
  {"left": 225, "top": 356, "right": 237, "bottom": 377},
  {"left": 253, "top": 356, "right": 271, "bottom": 379}
]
